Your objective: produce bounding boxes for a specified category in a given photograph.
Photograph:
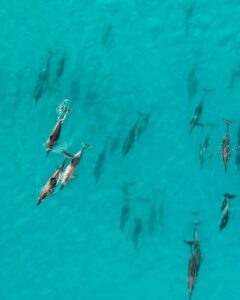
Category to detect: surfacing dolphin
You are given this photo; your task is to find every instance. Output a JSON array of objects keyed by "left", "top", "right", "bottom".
[
  {"left": 37, "top": 158, "right": 67, "bottom": 206},
  {"left": 60, "top": 143, "right": 91, "bottom": 189}
]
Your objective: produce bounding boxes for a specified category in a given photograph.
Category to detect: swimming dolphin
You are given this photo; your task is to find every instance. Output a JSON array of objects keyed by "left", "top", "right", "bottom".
[
  {"left": 46, "top": 119, "right": 63, "bottom": 153},
  {"left": 192, "top": 225, "right": 201, "bottom": 273},
  {"left": 187, "top": 66, "right": 198, "bottom": 101},
  {"left": 122, "top": 113, "right": 146, "bottom": 157},
  {"left": 148, "top": 204, "right": 157, "bottom": 235},
  {"left": 235, "top": 126, "right": 240, "bottom": 171},
  {"left": 189, "top": 100, "right": 203, "bottom": 134},
  {"left": 109, "top": 133, "right": 120, "bottom": 156},
  {"left": 220, "top": 198, "right": 230, "bottom": 231},
  {"left": 34, "top": 51, "right": 53, "bottom": 102},
  {"left": 60, "top": 143, "right": 91, "bottom": 189},
  {"left": 184, "top": 241, "right": 197, "bottom": 300},
  {"left": 229, "top": 62, "right": 240, "bottom": 89},
  {"left": 55, "top": 52, "right": 65, "bottom": 81},
  {"left": 46, "top": 104, "right": 71, "bottom": 153},
  {"left": 120, "top": 201, "right": 130, "bottom": 232},
  {"left": 94, "top": 142, "right": 108, "bottom": 183},
  {"left": 188, "top": 251, "right": 196, "bottom": 300},
  {"left": 37, "top": 158, "right": 67, "bottom": 206},
  {"left": 219, "top": 193, "right": 237, "bottom": 230},
  {"left": 199, "top": 135, "right": 210, "bottom": 169},
  {"left": 132, "top": 218, "right": 142, "bottom": 250},
  {"left": 101, "top": 24, "right": 113, "bottom": 46},
  {"left": 222, "top": 119, "right": 233, "bottom": 173},
  {"left": 184, "top": 222, "right": 202, "bottom": 299},
  {"left": 122, "top": 121, "right": 139, "bottom": 157},
  {"left": 137, "top": 112, "right": 151, "bottom": 140}
]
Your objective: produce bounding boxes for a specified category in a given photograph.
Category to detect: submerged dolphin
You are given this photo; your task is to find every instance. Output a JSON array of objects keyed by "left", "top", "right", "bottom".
[
  {"left": 235, "top": 126, "right": 240, "bottom": 171},
  {"left": 199, "top": 135, "right": 210, "bottom": 169},
  {"left": 122, "top": 112, "right": 148, "bottom": 157},
  {"left": 56, "top": 52, "right": 65, "bottom": 80},
  {"left": 34, "top": 51, "right": 53, "bottom": 102},
  {"left": 120, "top": 201, "right": 130, "bottom": 232},
  {"left": 189, "top": 100, "right": 203, "bottom": 134},
  {"left": 132, "top": 218, "right": 142, "bottom": 250},
  {"left": 187, "top": 66, "right": 198, "bottom": 101}
]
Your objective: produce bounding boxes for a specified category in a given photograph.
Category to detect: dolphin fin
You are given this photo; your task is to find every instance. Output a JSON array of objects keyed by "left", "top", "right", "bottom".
[
  {"left": 223, "top": 193, "right": 237, "bottom": 199},
  {"left": 223, "top": 119, "right": 234, "bottom": 126},
  {"left": 82, "top": 143, "right": 92, "bottom": 149},
  {"left": 63, "top": 151, "right": 73, "bottom": 158},
  {"left": 184, "top": 240, "right": 195, "bottom": 246},
  {"left": 192, "top": 221, "right": 201, "bottom": 226}
]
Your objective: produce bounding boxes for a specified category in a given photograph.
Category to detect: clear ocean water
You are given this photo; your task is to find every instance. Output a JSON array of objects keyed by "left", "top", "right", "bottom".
[{"left": 2, "top": 1, "right": 240, "bottom": 299}]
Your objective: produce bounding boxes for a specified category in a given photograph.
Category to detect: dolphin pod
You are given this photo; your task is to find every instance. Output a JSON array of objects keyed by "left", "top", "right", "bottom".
[
  {"left": 32, "top": 44, "right": 240, "bottom": 300},
  {"left": 38, "top": 100, "right": 91, "bottom": 205}
]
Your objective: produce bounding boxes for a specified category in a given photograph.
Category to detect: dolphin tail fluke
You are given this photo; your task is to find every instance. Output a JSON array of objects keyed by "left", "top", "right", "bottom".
[
  {"left": 223, "top": 193, "right": 237, "bottom": 199},
  {"left": 82, "top": 143, "right": 92, "bottom": 149},
  {"left": 137, "top": 111, "right": 146, "bottom": 117},
  {"left": 223, "top": 118, "right": 233, "bottom": 129},
  {"left": 192, "top": 211, "right": 200, "bottom": 216},
  {"left": 184, "top": 240, "right": 195, "bottom": 246},
  {"left": 192, "top": 221, "right": 201, "bottom": 227}
]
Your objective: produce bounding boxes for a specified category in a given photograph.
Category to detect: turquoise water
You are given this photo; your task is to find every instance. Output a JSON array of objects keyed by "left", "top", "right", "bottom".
[{"left": 2, "top": 1, "right": 240, "bottom": 299}]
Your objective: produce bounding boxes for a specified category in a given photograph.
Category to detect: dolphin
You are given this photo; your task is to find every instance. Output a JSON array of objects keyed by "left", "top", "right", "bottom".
[
  {"left": 122, "top": 120, "right": 139, "bottom": 157},
  {"left": 187, "top": 66, "right": 198, "bottom": 101},
  {"left": 122, "top": 113, "right": 146, "bottom": 157},
  {"left": 199, "top": 135, "right": 210, "bottom": 169},
  {"left": 120, "top": 201, "right": 130, "bottom": 232},
  {"left": 34, "top": 51, "right": 53, "bottom": 102},
  {"left": 148, "top": 204, "right": 157, "bottom": 235},
  {"left": 222, "top": 119, "right": 233, "bottom": 173},
  {"left": 109, "top": 133, "right": 120, "bottom": 156},
  {"left": 235, "top": 126, "right": 240, "bottom": 171},
  {"left": 188, "top": 252, "right": 197, "bottom": 300},
  {"left": 46, "top": 112, "right": 68, "bottom": 153},
  {"left": 132, "top": 218, "right": 142, "bottom": 250},
  {"left": 37, "top": 158, "right": 67, "bottom": 206},
  {"left": 189, "top": 100, "right": 203, "bottom": 134},
  {"left": 94, "top": 142, "right": 108, "bottom": 183},
  {"left": 184, "top": 221, "right": 202, "bottom": 299},
  {"left": 56, "top": 52, "right": 65, "bottom": 80},
  {"left": 219, "top": 198, "right": 229, "bottom": 231},
  {"left": 192, "top": 225, "right": 201, "bottom": 273},
  {"left": 60, "top": 143, "right": 91, "bottom": 189},
  {"left": 219, "top": 193, "right": 237, "bottom": 230},
  {"left": 137, "top": 112, "right": 151, "bottom": 140}
]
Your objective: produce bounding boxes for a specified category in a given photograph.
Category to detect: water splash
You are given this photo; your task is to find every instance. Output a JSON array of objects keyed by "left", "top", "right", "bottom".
[{"left": 56, "top": 98, "right": 71, "bottom": 121}]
